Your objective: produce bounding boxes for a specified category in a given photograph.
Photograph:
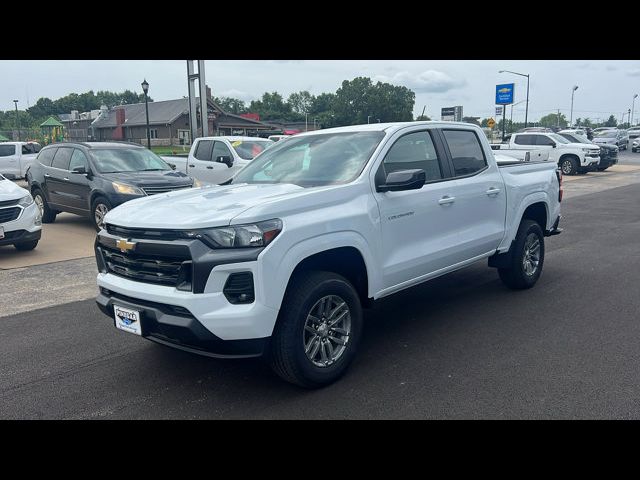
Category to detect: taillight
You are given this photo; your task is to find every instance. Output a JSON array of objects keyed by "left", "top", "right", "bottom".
[{"left": 556, "top": 169, "right": 563, "bottom": 202}]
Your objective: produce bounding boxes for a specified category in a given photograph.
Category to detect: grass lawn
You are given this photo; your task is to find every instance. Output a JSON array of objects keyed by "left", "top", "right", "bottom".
[{"left": 151, "top": 145, "right": 190, "bottom": 156}]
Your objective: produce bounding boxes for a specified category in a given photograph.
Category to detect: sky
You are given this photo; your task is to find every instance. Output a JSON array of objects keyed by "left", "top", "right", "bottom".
[{"left": 1, "top": 60, "right": 640, "bottom": 123}]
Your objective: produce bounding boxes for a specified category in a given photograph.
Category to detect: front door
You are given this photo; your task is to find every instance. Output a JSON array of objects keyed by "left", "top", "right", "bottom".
[
  {"left": 373, "top": 129, "right": 463, "bottom": 290},
  {"left": 188, "top": 139, "right": 230, "bottom": 184}
]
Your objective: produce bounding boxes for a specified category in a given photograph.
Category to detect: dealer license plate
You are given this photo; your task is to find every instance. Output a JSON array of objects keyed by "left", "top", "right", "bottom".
[{"left": 114, "top": 305, "right": 142, "bottom": 336}]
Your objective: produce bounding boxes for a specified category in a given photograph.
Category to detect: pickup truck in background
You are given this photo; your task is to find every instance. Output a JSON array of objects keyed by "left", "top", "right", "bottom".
[
  {"left": 0, "top": 142, "right": 42, "bottom": 179},
  {"left": 95, "top": 122, "right": 562, "bottom": 388},
  {"left": 491, "top": 132, "right": 600, "bottom": 175},
  {"left": 162, "top": 136, "right": 274, "bottom": 185}
]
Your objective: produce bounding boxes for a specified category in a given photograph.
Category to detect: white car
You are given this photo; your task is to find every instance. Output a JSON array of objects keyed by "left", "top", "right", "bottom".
[
  {"left": 267, "top": 135, "right": 291, "bottom": 142},
  {"left": 632, "top": 138, "right": 640, "bottom": 153},
  {"left": 95, "top": 121, "right": 562, "bottom": 387},
  {"left": 163, "top": 136, "right": 274, "bottom": 185},
  {"left": 0, "top": 174, "right": 42, "bottom": 250},
  {"left": 0, "top": 142, "right": 41, "bottom": 179}
]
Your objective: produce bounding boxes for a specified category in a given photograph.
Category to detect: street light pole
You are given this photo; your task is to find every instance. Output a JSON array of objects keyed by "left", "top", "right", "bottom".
[
  {"left": 570, "top": 85, "right": 579, "bottom": 127},
  {"left": 628, "top": 109, "right": 632, "bottom": 128},
  {"left": 13, "top": 100, "right": 20, "bottom": 141},
  {"left": 305, "top": 112, "right": 308, "bottom": 132},
  {"left": 632, "top": 94, "right": 638, "bottom": 127},
  {"left": 499, "top": 70, "right": 530, "bottom": 128},
  {"left": 141, "top": 79, "right": 151, "bottom": 149}
]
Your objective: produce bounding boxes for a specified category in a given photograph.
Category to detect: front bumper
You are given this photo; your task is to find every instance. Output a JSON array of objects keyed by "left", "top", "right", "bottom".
[
  {"left": 96, "top": 288, "right": 268, "bottom": 358},
  {"left": 0, "top": 202, "right": 42, "bottom": 245}
]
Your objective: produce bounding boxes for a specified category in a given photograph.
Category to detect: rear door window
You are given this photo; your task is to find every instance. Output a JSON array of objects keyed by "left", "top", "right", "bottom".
[
  {"left": 442, "top": 129, "right": 488, "bottom": 177},
  {"left": 514, "top": 134, "right": 535, "bottom": 145},
  {"left": 51, "top": 147, "right": 73, "bottom": 170},
  {"left": 194, "top": 140, "right": 214, "bottom": 161},
  {"left": 0, "top": 145, "right": 16, "bottom": 156},
  {"left": 37, "top": 148, "right": 57, "bottom": 166}
]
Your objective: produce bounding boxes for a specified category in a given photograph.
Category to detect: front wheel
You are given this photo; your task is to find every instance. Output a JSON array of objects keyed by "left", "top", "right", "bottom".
[
  {"left": 269, "top": 271, "right": 363, "bottom": 388},
  {"left": 559, "top": 156, "right": 578, "bottom": 176},
  {"left": 14, "top": 240, "right": 38, "bottom": 251},
  {"left": 91, "top": 196, "right": 112, "bottom": 231},
  {"left": 498, "top": 219, "right": 545, "bottom": 290}
]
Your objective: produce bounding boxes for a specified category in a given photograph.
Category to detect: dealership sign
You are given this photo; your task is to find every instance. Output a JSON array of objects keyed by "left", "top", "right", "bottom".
[{"left": 495, "top": 83, "right": 515, "bottom": 105}]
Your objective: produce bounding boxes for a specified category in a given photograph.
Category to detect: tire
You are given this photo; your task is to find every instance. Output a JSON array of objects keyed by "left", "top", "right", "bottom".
[
  {"left": 269, "top": 271, "right": 363, "bottom": 388},
  {"left": 91, "top": 196, "right": 112, "bottom": 231},
  {"left": 32, "top": 189, "right": 57, "bottom": 223},
  {"left": 498, "top": 219, "right": 545, "bottom": 290},
  {"left": 14, "top": 240, "right": 38, "bottom": 251},
  {"left": 559, "top": 156, "right": 578, "bottom": 176},
  {"left": 597, "top": 167, "right": 609, "bottom": 171}
]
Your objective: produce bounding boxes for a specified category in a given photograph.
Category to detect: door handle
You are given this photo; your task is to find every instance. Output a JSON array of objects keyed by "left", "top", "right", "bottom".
[
  {"left": 206, "top": 166, "right": 213, "bottom": 169},
  {"left": 438, "top": 196, "right": 456, "bottom": 205},
  {"left": 486, "top": 187, "right": 501, "bottom": 196},
  {"left": 188, "top": 164, "right": 195, "bottom": 168},
  {"left": 44, "top": 173, "right": 51, "bottom": 178},
  {"left": 63, "top": 177, "right": 70, "bottom": 181}
]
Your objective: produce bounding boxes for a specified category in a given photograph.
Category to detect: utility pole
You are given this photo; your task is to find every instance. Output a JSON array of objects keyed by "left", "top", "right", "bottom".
[
  {"left": 557, "top": 109, "right": 560, "bottom": 129},
  {"left": 13, "top": 100, "right": 20, "bottom": 141}
]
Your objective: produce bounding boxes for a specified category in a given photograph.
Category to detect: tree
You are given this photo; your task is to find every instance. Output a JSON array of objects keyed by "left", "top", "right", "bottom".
[
  {"left": 582, "top": 118, "right": 593, "bottom": 127},
  {"left": 462, "top": 116, "right": 480, "bottom": 126},
  {"left": 249, "top": 92, "right": 293, "bottom": 120},
  {"left": 415, "top": 115, "right": 431, "bottom": 121},
  {"left": 332, "top": 77, "right": 414, "bottom": 126},
  {"left": 538, "top": 112, "right": 568, "bottom": 128},
  {"left": 287, "top": 91, "right": 314, "bottom": 117},
  {"left": 604, "top": 115, "right": 618, "bottom": 127},
  {"left": 215, "top": 97, "right": 247, "bottom": 115}
]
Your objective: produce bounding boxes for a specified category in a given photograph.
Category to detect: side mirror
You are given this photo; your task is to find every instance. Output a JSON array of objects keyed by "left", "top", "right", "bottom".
[
  {"left": 169, "top": 163, "right": 176, "bottom": 170},
  {"left": 551, "top": 143, "right": 557, "bottom": 148},
  {"left": 376, "top": 169, "right": 426, "bottom": 192},
  {"left": 71, "top": 166, "right": 87, "bottom": 174},
  {"left": 216, "top": 155, "right": 233, "bottom": 168}
]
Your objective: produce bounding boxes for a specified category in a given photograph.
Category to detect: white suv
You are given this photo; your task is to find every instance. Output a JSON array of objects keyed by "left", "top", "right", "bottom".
[{"left": 0, "top": 174, "right": 42, "bottom": 251}]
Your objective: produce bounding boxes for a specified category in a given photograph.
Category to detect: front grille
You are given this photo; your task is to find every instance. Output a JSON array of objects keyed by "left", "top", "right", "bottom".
[
  {"left": 105, "top": 224, "right": 184, "bottom": 241},
  {"left": 141, "top": 184, "right": 192, "bottom": 195},
  {"left": 0, "top": 207, "right": 21, "bottom": 223},
  {"left": 100, "top": 245, "right": 191, "bottom": 288},
  {"left": 0, "top": 198, "right": 19, "bottom": 207}
]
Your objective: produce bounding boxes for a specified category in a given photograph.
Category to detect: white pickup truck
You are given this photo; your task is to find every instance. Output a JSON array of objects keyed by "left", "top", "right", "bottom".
[
  {"left": 162, "top": 136, "right": 274, "bottom": 185},
  {"left": 95, "top": 122, "right": 562, "bottom": 387},
  {"left": 491, "top": 132, "right": 600, "bottom": 175},
  {"left": 0, "top": 142, "right": 42, "bottom": 179}
]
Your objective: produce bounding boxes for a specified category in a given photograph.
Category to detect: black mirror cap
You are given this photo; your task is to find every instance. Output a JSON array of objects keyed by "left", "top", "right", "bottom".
[
  {"left": 71, "top": 166, "right": 87, "bottom": 174},
  {"left": 216, "top": 155, "right": 234, "bottom": 168},
  {"left": 377, "top": 169, "right": 426, "bottom": 192}
]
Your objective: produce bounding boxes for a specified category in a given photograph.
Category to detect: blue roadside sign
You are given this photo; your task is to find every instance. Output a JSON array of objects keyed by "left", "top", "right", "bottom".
[{"left": 495, "top": 83, "right": 515, "bottom": 105}]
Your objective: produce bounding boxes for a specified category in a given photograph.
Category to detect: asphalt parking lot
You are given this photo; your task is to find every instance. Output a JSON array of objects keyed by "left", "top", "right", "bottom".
[{"left": 2, "top": 151, "right": 640, "bottom": 418}]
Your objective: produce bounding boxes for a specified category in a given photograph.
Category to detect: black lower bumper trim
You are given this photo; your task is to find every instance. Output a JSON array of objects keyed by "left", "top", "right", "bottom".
[
  {"left": 96, "top": 291, "right": 267, "bottom": 358},
  {"left": 545, "top": 215, "right": 562, "bottom": 236},
  {"left": 0, "top": 229, "right": 41, "bottom": 246}
]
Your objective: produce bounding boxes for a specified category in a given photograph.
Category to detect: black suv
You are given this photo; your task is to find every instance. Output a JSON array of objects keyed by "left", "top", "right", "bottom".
[{"left": 26, "top": 142, "right": 195, "bottom": 230}]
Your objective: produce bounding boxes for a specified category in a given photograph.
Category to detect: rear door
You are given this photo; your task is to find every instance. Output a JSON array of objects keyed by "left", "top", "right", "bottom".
[
  {"left": 64, "top": 149, "right": 92, "bottom": 212},
  {"left": 0, "top": 144, "right": 19, "bottom": 178},
  {"left": 47, "top": 147, "right": 74, "bottom": 208},
  {"left": 439, "top": 128, "right": 507, "bottom": 259}
]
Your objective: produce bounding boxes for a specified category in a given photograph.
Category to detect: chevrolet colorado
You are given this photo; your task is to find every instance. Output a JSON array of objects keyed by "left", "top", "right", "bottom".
[{"left": 95, "top": 122, "right": 562, "bottom": 387}]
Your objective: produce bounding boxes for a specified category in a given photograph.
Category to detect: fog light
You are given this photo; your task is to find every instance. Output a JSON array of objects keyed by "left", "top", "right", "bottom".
[{"left": 223, "top": 272, "right": 255, "bottom": 304}]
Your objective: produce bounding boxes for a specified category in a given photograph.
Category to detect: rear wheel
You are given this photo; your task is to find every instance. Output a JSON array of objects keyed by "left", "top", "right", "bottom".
[
  {"left": 559, "top": 156, "right": 579, "bottom": 176},
  {"left": 14, "top": 240, "right": 38, "bottom": 251},
  {"left": 269, "top": 271, "right": 363, "bottom": 388},
  {"left": 91, "top": 196, "right": 112, "bottom": 231},
  {"left": 32, "top": 189, "right": 57, "bottom": 223},
  {"left": 498, "top": 219, "right": 545, "bottom": 290}
]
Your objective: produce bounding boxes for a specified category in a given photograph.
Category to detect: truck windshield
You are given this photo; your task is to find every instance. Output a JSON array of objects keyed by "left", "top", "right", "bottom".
[
  {"left": 230, "top": 140, "right": 274, "bottom": 160},
  {"left": 232, "top": 131, "right": 385, "bottom": 187},
  {"left": 91, "top": 148, "right": 172, "bottom": 173},
  {"left": 550, "top": 134, "right": 570, "bottom": 144}
]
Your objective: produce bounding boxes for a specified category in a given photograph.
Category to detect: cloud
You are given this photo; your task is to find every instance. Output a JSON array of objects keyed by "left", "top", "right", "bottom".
[
  {"left": 217, "top": 89, "right": 256, "bottom": 102},
  {"left": 576, "top": 63, "right": 591, "bottom": 69},
  {"left": 374, "top": 70, "right": 466, "bottom": 93},
  {"left": 627, "top": 69, "right": 640, "bottom": 77},
  {"left": 605, "top": 65, "right": 618, "bottom": 71}
]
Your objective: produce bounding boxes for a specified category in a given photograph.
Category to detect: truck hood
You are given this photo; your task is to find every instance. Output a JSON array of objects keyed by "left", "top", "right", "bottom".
[
  {"left": 592, "top": 137, "right": 617, "bottom": 144},
  {"left": 0, "top": 176, "right": 30, "bottom": 201},
  {"left": 104, "top": 182, "right": 306, "bottom": 229},
  {"left": 562, "top": 142, "right": 599, "bottom": 150}
]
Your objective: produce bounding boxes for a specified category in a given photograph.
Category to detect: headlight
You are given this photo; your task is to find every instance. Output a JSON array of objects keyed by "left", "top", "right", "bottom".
[
  {"left": 18, "top": 193, "right": 34, "bottom": 207},
  {"left": 112, "top": 182, "right": 145, "bottom": 195},
  {"left": 192, "top": 178, "right": 204, "bottom": 188},
  {"left": 582, "top": 148, "right": 592, "bottom": 152},
  {"left": 184, "top": 219, "right": 282, "bottom": 248}
]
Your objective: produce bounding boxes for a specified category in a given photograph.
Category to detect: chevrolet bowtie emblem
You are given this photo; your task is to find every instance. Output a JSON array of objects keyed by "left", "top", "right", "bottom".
[{"left": 116, "top": 238, "right": 136, "bottom": 253}]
